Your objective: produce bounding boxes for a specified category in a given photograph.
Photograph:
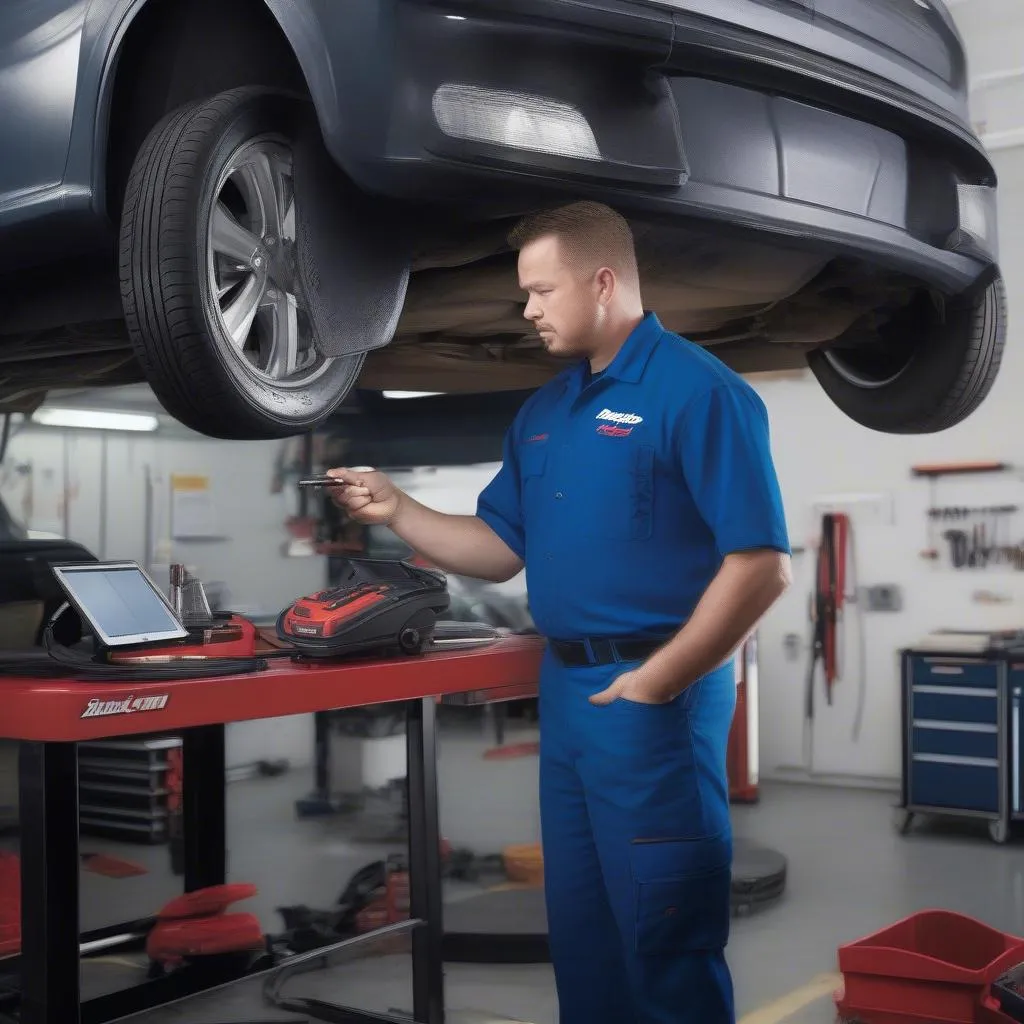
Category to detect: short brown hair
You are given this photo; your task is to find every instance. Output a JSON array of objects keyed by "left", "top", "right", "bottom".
[{"left": 508, "top": 201, "right": 638, "bottom": 281}]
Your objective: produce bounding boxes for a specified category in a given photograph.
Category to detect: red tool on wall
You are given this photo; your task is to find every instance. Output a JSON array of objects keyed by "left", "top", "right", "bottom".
[{"left": 806, "top": 511, "right": 850, "bottom": 719}]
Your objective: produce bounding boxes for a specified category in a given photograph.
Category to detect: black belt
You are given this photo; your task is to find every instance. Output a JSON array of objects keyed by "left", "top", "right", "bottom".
[{"left": 549, "top": 636, "right": 664, "bottom": 667}]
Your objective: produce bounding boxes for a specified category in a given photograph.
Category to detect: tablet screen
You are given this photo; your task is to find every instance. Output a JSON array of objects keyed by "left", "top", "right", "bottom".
[{"left": 52, "top": 563, "right": 188, "bottom": 647}]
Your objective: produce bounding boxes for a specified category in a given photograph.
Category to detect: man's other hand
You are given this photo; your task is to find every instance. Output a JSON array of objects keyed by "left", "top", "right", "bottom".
[
  {"left": 589, "top": 668, "right": 674, "bottom": 707},
  {"left": 326, "top": 467, "right": 402, "bottom": 526}
]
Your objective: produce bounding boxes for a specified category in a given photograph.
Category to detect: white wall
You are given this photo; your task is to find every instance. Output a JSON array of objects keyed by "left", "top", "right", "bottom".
[{"left": 751, "top": 142, "right": 1024, "bottom": 788}]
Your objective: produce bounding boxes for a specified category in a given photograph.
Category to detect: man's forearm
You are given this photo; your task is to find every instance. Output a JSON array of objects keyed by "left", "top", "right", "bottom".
[
  {"left": 390, "top": 493, "right": 524, "bottom": 582},
  {"left": 636, "top": 550, "right": 792, "bottom": 700}
]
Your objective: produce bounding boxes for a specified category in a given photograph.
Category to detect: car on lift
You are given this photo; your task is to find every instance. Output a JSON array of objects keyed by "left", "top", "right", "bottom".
[{"left": 0, "top": 0, "right": 1005, "bottom": 439}]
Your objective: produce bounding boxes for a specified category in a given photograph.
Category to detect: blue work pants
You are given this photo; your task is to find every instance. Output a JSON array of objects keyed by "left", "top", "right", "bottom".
[{"left": 538, "top": 649, "right": 737, "bottom": 1024}]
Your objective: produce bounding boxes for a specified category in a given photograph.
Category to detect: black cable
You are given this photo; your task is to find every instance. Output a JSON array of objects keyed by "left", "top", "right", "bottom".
[
  {"left": 822, "top": 514, "right": 837, "bottom": 707},
  {"left": 0, "top": 646, "right": 268, "bottom": 680},
  {"left": 0, "top": 603, "right": 269, "bottom": 680}
]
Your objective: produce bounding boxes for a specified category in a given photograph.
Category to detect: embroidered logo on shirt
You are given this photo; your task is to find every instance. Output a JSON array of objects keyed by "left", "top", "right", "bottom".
[
  {"left": 595, "top": 408, "right": 642, "bottom": 437},
  {"left": 525, "top": 433, "right": 549, "bottom": 443},
  {"left": 596, "top": 408, "right": 643, "bottom": 425}
]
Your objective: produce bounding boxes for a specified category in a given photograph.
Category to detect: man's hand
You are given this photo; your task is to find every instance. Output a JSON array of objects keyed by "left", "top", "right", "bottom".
[
  {"left": 324, "top": 465, "right": 524, "bottom": 584},
  {"left": 326, "top": 467, "right": 403, "bottom": 526},
  {"left": 593, "top": 550, "right": 791, "bottom": 708},
  {"left": 589, "top": 668, "right": 674, "bottom": 707}
]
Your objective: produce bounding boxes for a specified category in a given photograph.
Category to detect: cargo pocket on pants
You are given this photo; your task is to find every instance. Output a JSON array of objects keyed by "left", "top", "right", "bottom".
[{"left": 629, "top": 834, "right": 732, "bottom": 955}]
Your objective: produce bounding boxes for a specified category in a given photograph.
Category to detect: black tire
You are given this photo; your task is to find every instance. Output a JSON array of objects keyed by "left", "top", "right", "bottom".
[
  {"left": 806, "top": 276, "right": 1006, "bottom": 434},
  {"left": 118, "top": 87, "right": 369, "bottom": 440}
]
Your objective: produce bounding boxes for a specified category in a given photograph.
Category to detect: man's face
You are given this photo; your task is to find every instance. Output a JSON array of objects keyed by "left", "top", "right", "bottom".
[{"left": 518, "top": 235, "right": 604, "bottom": 359}]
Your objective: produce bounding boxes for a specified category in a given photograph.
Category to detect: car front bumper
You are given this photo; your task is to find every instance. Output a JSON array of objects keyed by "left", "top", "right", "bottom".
[{"left": 317, "top": 0, "right": 999, "bottom": 295}]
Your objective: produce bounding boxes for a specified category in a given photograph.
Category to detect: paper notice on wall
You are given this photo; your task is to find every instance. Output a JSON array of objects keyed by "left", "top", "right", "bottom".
[{"left": 170, "top": 474, "right": 218, "bottom": 539}]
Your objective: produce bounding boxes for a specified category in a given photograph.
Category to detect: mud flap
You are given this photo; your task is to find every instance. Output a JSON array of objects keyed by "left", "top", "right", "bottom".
[{"left": 292, "top": 116, "right": 413, "bottom": 359}]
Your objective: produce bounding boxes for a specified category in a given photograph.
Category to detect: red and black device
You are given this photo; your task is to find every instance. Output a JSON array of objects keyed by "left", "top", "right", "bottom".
[{"left": 277, "top": 557, "right": 450, "bottom": 658}]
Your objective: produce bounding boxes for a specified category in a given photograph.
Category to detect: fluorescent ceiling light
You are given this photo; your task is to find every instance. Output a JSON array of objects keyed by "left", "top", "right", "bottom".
[
  {"left": 32, "top": 408, "right": 159, "bottom": 432},
  {"left": 382, "top": 391, "right": 443, "bottom": 400}
]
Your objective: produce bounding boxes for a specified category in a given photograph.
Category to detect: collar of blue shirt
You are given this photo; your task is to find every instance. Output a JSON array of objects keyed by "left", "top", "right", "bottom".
[{"left": 567, "top": 310, "right": 664, "bottom": 398}]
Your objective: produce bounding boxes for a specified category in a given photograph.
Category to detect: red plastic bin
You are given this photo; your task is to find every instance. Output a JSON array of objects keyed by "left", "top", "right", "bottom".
[{"left": 835, "top": 910, "right": 1024, "bottom": 1024}]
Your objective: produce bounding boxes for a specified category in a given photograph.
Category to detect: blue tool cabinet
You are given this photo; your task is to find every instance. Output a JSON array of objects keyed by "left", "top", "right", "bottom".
[{"left": 897, "top": 646, "right": 1024, "bottom": 844}]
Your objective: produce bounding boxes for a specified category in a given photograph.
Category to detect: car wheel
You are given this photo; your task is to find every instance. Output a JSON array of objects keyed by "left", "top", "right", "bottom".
[
  {"left": 118, "top": 87, "right": 370, "bottom": 439},
  {"left": 806, "top": 276, "right": 1006, "bottom": 434}
]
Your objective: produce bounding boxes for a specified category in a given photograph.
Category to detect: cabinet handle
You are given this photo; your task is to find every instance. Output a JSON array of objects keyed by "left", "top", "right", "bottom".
[
  {"left": 913, "top": 753, "right": 998, "bottom": 768},
  {"left": 913, "top": 685, "right": 996, "bottom": 697},
  {"left": 913, "top": 719, "right": 997, "bottom": 733},
  {"left": 931, "top": 666, "right": 965, "bottom": 675}
]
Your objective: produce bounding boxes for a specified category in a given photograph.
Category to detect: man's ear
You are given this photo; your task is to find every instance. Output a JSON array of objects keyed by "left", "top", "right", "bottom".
[{"left": 595, "top": 267, "right": 616, "bottom": 304}]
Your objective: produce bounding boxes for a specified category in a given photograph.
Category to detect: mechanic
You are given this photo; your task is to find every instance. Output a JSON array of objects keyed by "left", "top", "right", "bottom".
[{"left": 327, "top": 200, "right": 792, "bottom": 1024}]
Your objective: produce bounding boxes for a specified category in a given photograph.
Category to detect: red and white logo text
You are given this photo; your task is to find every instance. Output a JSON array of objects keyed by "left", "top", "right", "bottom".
[{"left": 596, "top": 408, "right": 642, "bottom": 437}]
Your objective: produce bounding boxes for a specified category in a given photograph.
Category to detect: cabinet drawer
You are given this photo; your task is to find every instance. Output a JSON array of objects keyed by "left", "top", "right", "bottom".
[
  {"left": 910, "top": 656, "right": 998, "bottom": 689},
  {"left": 912, "top": 688, "right": 998, "bottom": 725},
  {"left": 912, "top": 722, "right": 998, "bottom": 760},
  {"left": 910, "top": 758, "right": 999, "bottom": 813}
]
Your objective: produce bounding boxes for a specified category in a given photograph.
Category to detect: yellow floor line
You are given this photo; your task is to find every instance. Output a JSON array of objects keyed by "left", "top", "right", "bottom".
[{"left": 738, "top": 972, "right": 843, "bottom": 1024}]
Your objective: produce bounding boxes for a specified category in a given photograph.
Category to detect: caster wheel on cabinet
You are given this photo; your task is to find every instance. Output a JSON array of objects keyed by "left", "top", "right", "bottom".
[
  {"left": 989, "top": 818, "right": 1009, "bottom": 844},
  {"left": 893, "top": 808, "right": 915, "bottom": 835}
]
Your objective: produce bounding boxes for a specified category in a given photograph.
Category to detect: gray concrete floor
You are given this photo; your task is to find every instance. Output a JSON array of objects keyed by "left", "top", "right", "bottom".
[{"left": 7, "top": 713, "right": 1024, "bottom": 1023}]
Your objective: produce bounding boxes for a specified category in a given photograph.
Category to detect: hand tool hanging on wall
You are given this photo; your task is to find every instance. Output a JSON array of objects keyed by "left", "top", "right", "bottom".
[{"left": 806, "top": 512, "right": 849, "bottom": 720}]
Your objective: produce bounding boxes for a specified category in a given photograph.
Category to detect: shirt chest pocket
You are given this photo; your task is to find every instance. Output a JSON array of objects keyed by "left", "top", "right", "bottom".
[
  {"left": 520, "top": 442, "right": 544, "bottom": 481},
  {"left": 578, "top": 442, "right": 655, "bottom": 542}
]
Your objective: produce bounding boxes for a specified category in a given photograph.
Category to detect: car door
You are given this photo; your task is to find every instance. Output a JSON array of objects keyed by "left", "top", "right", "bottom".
[{"left": 0, "top": 1, "right": 88, "bottom": 214}]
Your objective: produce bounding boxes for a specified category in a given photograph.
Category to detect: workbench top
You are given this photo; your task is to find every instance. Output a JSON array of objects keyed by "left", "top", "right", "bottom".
[{"left": 0, "top": 634, "right": 544, "bottom": 742}]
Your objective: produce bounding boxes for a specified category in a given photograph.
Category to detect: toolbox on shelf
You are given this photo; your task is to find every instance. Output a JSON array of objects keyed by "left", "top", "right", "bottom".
[
  {"left": 77, "top": 736, "right": 181, "bottom": 844},
  {"left": 835, "top": 910, "right": 1024, "bottom": 1024}
]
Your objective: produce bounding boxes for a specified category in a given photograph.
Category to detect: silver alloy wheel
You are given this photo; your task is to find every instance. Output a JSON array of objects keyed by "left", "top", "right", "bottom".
[{"left": 206, "top": 137, "right": 331, "bottom": 386}]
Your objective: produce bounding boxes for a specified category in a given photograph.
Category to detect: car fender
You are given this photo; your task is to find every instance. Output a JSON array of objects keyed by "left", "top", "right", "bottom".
[
  {"left": 261, "top": 0, "right": 395, "bottom": 174},
  {"left": 73, "top": 0, "right": 155, "bottom": 216},
  {"left": 77, "top": 0, "right": 359, "bottom": 220},
  {"left": 259, "top": 0, "right": 344, "bottom": 146}
]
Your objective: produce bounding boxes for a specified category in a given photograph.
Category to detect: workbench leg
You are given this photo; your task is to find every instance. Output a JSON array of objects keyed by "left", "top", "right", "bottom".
[
  {"left": 18, "top": 741, "right": 81, "bottom": 1024},
  {"left": 406, "top": 698, "right": 445, "bottom": 1024},
  {"left": 181, "top": 725, "right": 227, "bottom": 891}
]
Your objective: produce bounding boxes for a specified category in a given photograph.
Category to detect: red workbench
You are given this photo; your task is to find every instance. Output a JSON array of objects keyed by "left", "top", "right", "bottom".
[{"left": 0, "top": 634, "right": 543, "bottom": 1024}]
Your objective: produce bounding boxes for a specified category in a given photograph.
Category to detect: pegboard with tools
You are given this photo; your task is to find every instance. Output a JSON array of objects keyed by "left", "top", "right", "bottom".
[
  {"left": 929, "top": 504, "right": 1023, "bottom": 569},
  {"left": 914, "top": 461, "right": 1024, "bottom": 569}
]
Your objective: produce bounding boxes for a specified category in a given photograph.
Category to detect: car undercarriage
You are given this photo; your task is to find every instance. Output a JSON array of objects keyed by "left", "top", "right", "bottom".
[{"left": 0, "top": 223, "right": 907, "bottom": 412}]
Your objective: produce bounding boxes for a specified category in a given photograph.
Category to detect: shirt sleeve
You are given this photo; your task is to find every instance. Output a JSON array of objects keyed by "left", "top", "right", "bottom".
[
  {"left": 677, "top": 383, "right": 790, "bottom": 557},
  {"left": 475, "top": 424, "right": 526, "bottom": 560}
]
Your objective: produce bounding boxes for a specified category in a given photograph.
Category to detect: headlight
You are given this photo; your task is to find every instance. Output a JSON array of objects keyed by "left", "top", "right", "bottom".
[{"left": 432, "top": 84, "right": 601, "bottom": 162}]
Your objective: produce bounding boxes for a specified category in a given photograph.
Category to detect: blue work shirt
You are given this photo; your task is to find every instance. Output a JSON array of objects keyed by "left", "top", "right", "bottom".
[{"left": 476, "top": 312, "right": 790, "bottom": 641}]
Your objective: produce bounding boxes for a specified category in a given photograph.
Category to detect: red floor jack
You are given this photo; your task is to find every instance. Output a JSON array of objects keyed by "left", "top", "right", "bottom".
[{"left": 836, "top": 910, "right": 1024, "bottom": 1023}]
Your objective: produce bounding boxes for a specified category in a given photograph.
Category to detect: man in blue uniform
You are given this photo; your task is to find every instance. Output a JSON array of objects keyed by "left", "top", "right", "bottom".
[{"left": 328, "top": 201, "right": 792, "bottom": 1023}]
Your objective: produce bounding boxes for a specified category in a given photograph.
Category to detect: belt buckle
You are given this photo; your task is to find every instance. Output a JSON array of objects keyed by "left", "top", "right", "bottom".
[{"left": 586, "top": 638, "right": 616, "bottom": 665}]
